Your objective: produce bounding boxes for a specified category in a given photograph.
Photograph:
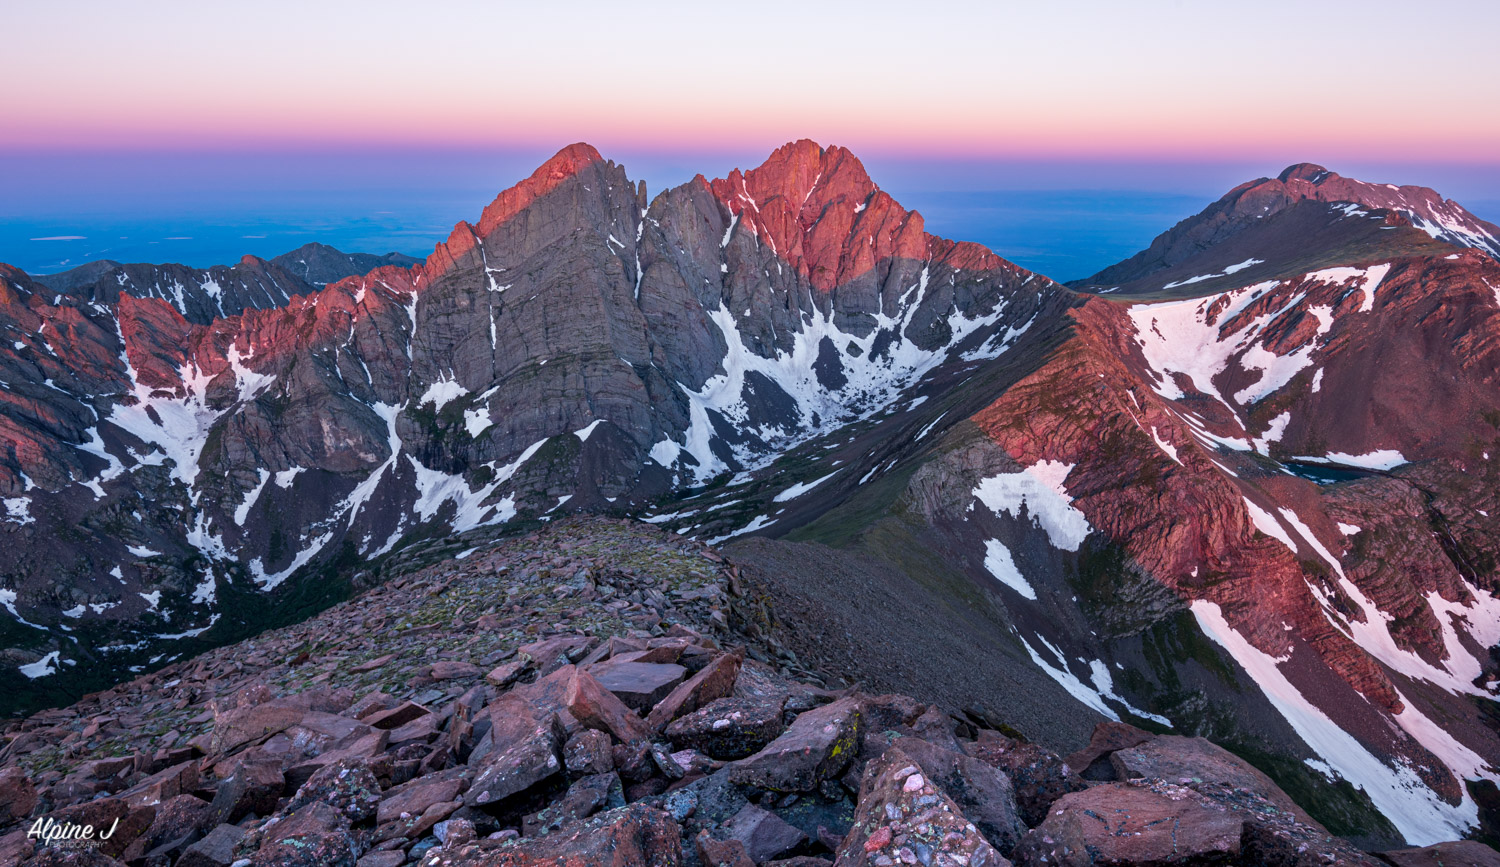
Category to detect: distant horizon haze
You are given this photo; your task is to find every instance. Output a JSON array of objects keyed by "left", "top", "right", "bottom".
[{"left": 2, "top": 144, "right": 1498, "bottom": 284}]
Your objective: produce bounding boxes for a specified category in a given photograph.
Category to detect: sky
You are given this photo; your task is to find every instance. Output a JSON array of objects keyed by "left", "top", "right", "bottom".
[{"left": 2, "top": 0, "right": 1497, "bottom": 281}]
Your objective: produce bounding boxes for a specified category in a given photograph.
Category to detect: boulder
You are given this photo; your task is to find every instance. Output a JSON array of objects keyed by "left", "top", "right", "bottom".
[
  {"left": 125, "top": 793, "right": 214, "bottom": 860},
  {"left": 1382, "top": 840, "right": 1500, "bottom": 866},
  {"left": 209, "top": 753, "right": 285, "bottom": 823},
  {"left": 362, "top": 701, "right": 431, "bottom": 731},
  {"left": 486, "top": 660, "right": 529, "bottom": 688},
  {"left": 1061, "top": 721, "right": 1151, "bottom": 780},
  {"left": 117, "top": 758, "right": 201, "bottom": 809},
  {"left": 465, "top": 705, "right": 566, "bottom": 808},
  {"left": 519, "top": 635, "right": 597, "bottom": 676},
  {"left": 421, "top": 803, "right": 682, "bottom": 866},
  {"left": 835, "top": 745, "right": 1006, "bottom": 867},
  {"left": 210, "top": 699, "right": 308, "bottom": 755},
  {"left": 356, "top": 852, "right": 406, "bottom": 867},
  {"left": 646, "top": 651, "right": 743, "bottom": 731},
  {"left": 1014, "top": 781, "right": 1242, "bottom": 866},
  {"left": 590, "top": 662, "right": 687, "bottom": 711},
  {"left": 374, "top": 798, "right": 462, "bottom": 843},
  {"left": 696, "top": 830, "right": 756, "bottom": 867},
  {"left": 284, "top": 758, "right": 381, "bottom": 824},
  {"left": 177, "top": 823, "right": 247, "bottom": 867},
  {"left": 896, "top": 737, "right": 1025, "bottom": 855},
  {"left": 284, "top": 730, "right": 389, "bottom": 789},
  {"left": 0, "top": 767, "right": 37, "bottom": 825},
  {"left": 522, "top": 772, "right": 624, "bottom": 837},
  {"left": 377, "top": 767, "right": 469, "bottom": 826},
  {"left": 0, "top": 829, "right": 33, "bottom": 866},
  {"left": 1110, "top": 734, "right": 1318, "bottom": 825},
  {"left": 730, "top": 696, "right": 861, "bottom": 792},
  {"left": 964, "top": 730, "right": 1085, "bottom": 828},
  {"left": 722, "top": 804, "right": 809, "bottom": 863},
  {"left": 249, "top": 800, "right": 358, "bottom": 867},
  {"left": 563, "top": 730, "right": 615, "bottom": 776},
  {"left": 565, "top": 666, "right": 654, "bottom": 745},
  {"left": 42, "top": 798, "right": 156, "bottom": 860},
  {"left": 429, "top": 660, "right": 483, "bottom": 680},
  {"left": 665, "top": 695, "right": 787, "bottom": 760}
]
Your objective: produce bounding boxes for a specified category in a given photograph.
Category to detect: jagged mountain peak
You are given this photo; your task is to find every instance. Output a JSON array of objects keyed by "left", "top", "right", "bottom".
[
  {"left": 473, "top": 142, "right": 612, "bottom": 239},
  {"left": 731, "top": 139, "right": 878, "bottom": 210},
  {"left": 705, "top": 140, "right": 957, "bottom": 290}
]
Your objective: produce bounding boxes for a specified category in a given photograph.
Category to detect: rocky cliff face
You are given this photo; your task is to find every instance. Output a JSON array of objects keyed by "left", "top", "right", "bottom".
[{"left": 2, "top": 148, "right": 1499, "bottom": 850}]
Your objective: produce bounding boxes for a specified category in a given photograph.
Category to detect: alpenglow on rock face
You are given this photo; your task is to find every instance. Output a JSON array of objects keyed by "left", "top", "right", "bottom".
[
  {"left": 3, "top": 143, "right": 1500, "bottom": 852},
  {"left": 0, "top": 140, "right": 1056, "bottom": 704}
]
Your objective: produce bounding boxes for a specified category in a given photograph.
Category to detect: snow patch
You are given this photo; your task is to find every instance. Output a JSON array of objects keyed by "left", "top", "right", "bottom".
[
  {"left": 972, "top": 461, "right": 1091, "bottom": 551},
  {"left": 419, "top": 375, "right": 469, "bottom": 412},
  {"left": 3, "top": 497, "right": 33, "bottom": 526},
  {"left": 772, "top": 470, "right": 838, "bottom": 503},
  {"left": 233, "top": 469, "right": 272, "bottom": 526},
  {"left": 982, "top": 539, "right": 1035, "bottom": 600},
  {"left": 19, "top": 651, "right": 60, "bottom": 679},
  {"left": 1191, "top": 600, "right": 1487, "bottom": 845}
]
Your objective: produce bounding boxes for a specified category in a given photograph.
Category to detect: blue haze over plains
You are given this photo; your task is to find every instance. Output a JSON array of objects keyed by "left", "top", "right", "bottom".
[{"left": 3, "top": 150, "right": 1497, "bottom": 285}]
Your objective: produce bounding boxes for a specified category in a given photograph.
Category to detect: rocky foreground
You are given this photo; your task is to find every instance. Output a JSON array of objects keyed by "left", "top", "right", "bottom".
[{"left": 0, "top": 519, "right": 1493, "bottom": 867}]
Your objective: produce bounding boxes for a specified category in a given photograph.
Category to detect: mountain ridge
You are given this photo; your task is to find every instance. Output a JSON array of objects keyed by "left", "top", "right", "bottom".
[{"left": 3, "top": 143, "right": 1500, "bottom": 850}]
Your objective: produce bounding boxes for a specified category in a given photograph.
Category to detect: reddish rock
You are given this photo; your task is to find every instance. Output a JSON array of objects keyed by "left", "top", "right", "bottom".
[
  {"left": 722, "top": 804, "right": 808, "bottom": 863},
  {"left": 249, "top": 800, "right": 356, "bottom": 867},
  {"left": 1060, "top": 720, "right": 1152, "bottom": 777},
  {"left": 361, "top": 701, "right": 430, "bottom": 731},
  {"left": 564, "top": 729, "right": 615, "bottom": 776},
  {"left": 465, "top": 705, "right": 565, "bottom": 808},
  {"left": 1015, "top": 782, "right": 1243, "bottom": 866},
  {"left": 590, "top": 661, "right": 687, "bottom": 711},
  {"left": 209, "top": 752, "right": 285, "bottom": 823},
  {"left": 1381, "top": 840, "right": 1500, "bottom": 866},
  {"left": 646, "top": 651, "right": 743, "bottom": 731},
  {"left": 696, "top": 830, "right": 756, "bottom": 867},
  {"left": 729, "top": 696, "right": 860, "bottom": 792},
  {"left": 377, "top": 767, "right": 468, "bottom": 825},
  {"left": 522, "top": 772, "right": 622, "bottom": 837},
  {"left": 1110, "top": 734, "right": 1318, "bottom": 825},
  {"left": 836, "top": 745, "right": 1006, "bottom": 867},
  {"left": 283, "top": 757, "right": 381, "bottom": 824},
  {"left": 428, "top": 661, "right": 483, "bottom": 680},
  {"left": 895, "top": 737, "right": 1025, "bottom": 854},
  {"left": 209, "top": 700, "right": 307, "bottom": 755},
  {"left": 422, "top": 803, "right": 682, "bottom": 866},
  {"left": 519, "top": 634, "right": 596, "bottom": 676},
  {"left": 665, "top": 695, "right": 786, "bottom": 760},
  {"left": 124, "top": 793, "right": 214, "bottom": 860},
  {"left": 486, "top": 660, "right": 529, "bottom": 688},
  {"left": 177, "top": 823, "right": 246, "bottom": 867},
  {"left": 565, "top": 667, "right": 653, "bottom": 745},
  {"left": 964, "top": 730, "right": 1085, "bottom": 828},
  {"left": 0, "top": 767, "right": 37, "bottom": 825}
]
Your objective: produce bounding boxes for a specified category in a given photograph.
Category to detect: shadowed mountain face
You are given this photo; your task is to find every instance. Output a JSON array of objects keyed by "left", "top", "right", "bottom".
[{"left": 2, "top": 144, "right": 1499, "bottom": 848}]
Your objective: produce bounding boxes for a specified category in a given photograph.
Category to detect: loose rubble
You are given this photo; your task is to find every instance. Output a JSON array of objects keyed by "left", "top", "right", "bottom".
[{"left": 0, "top": 518, "right": 1490, "bottom": 865}]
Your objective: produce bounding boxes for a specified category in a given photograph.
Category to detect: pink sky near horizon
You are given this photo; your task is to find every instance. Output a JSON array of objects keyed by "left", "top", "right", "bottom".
[{"left": 4, "top": 0, "right": 1498, "bottom": 165}]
